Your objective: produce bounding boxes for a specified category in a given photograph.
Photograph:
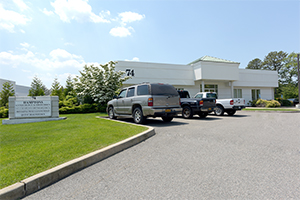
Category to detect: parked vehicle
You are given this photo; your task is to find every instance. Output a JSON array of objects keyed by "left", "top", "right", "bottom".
[
  {"left": 178, "top": 90, "right": 216, "bottom": 119},
  {"left": 288, "top": 98, "right": 299, "bottom": 106},
  {"left": 107, "top": 83, "right": 182, "bottom": 124},
  {"left": 194, "top": 92, "right": 245, "bottom": 116}
]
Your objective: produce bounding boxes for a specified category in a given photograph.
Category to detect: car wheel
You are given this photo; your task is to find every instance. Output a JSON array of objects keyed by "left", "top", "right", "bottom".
[
  {"left": 133, "top": 107, "right": 146, "bottom": 124},
  {"left": 162, "top": 116, "right": 173, "bottom": 122},
  {"left": 108, "top": 106, "right": 117, "bottom": 119},
  {"left": 214, "top": 105, "right": 224, "bottom": 116},
  {"left": 182, "top": 106, "right": 193, "bottom": 119},
  {"left": 226, "top": 110, "right": 236, "bottom": 116},
  {"left": 199, "top": 112, "right": 208, "bottom": 118}
]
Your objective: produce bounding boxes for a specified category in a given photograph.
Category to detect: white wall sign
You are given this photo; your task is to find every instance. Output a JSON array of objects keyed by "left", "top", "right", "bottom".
[{"left": 15, "top": 100, "right": 52, "bottom": 118}]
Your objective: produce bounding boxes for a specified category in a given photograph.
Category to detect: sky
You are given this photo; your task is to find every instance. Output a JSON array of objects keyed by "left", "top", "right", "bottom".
[{"left": 0, "top": 0, "right": 299, "bottom": 89}]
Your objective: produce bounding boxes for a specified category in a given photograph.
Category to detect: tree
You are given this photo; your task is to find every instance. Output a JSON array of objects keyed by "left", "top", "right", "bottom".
[
  {"left": 280, "top": 52, "right": 298, "bottom": 85},
  {"left": 262, "top": 51, "right": 288, "bottom": 73},
  {"left": 64, "top": 75, "right": 75, "bottom": 97},
  {"left": 246, "top": 58, "right": 263, "bottom": 69},
  {"left": 0, "top": 82, "right": 15, "bottom": 107},
  {"left": 28, "top": 76, "right": 45, "bottom": 96},
  {"left": 51, "top": 77, "right": 63, "bottom": 100},
  {"left": 74, "top": 61, "right": 130, "bottom": 104}
]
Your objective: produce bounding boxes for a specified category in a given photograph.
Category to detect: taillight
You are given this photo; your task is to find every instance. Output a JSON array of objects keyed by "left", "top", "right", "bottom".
[
  {"left": 199, "top": 100, "right": 203, "bottom": 106},
  {"left": 179, "top": 98, "right": 181, "bottom": 105},
  {"left": 230, "top": 100, "right": 234, "bottom": 105},
  {"left": 148, "top": 97, "right": 153, "bottom": 106}
]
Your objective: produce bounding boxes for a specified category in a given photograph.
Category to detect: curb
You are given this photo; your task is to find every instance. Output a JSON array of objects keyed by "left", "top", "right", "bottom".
[{"left": 0, "top": 118, "right": 155, "bottom": 200}]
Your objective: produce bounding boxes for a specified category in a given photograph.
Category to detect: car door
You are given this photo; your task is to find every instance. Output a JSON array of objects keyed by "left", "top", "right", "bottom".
[
  {"left": 123, "top": 87, "right": 135, "bottom": 114},
  {"left": 114, "top": 89, "right": 127, "bottom": 114}
]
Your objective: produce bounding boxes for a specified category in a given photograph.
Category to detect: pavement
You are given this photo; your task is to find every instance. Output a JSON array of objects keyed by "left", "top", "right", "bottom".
[{"left": 21, "top": 111, "right": 300, "bottom": 199}]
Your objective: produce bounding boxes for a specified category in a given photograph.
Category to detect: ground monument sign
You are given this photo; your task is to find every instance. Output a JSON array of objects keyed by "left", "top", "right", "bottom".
[{"left": 2, "top": 96, "right": 65, "bottom": 125}]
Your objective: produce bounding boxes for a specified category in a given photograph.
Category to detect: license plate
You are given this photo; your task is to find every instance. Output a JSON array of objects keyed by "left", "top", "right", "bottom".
[{"left": 165, "top": 109, "right": 171, "bottom": 112}]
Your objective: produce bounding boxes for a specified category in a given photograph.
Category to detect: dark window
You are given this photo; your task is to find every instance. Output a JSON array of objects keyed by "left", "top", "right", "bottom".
[
  {"left": 150, "top": 84, "right": 178, "bottom": 95},
  {"left": 206, "top": 93, "right": 217, "bottom": 98},
  {"left": 127, "top": 87, "right": 135, "bottom": 97},
  {"left": 137, "top": 85, "right": 149, "bottom": 95}
]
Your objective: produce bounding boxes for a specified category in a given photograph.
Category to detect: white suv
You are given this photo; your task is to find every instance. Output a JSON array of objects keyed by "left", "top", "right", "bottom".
[{"left": 107, "top": 83, "right": 182, "bottom": 124}]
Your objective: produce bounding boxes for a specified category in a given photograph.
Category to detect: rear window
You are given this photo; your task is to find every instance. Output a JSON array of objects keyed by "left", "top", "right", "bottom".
[
  {"left": 137, "top": 85, "right": 149, "bottom": 95},
  {"left": 150, "top": 84, "right": 178, "bottom": 95},
  {"left": 207, "top": 93, "right": 217, "bottom": 98}
]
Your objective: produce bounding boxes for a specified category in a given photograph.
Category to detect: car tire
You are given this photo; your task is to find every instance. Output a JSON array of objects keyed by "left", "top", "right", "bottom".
[
  {"left": 182, "top": 106, "right": 193, "bottom": 119},
  {"left": 226, "top": 110, "right": 236, "bottom": 116},
  {"left": 214, "top": 105, "right": 224, "bottom": 116},
  {"left": 199, "top": 112, "right": 208, "bottom": 118},
  {"left": 108, "top": 106, "right": 117, "bottom": 119},
  {"left": 133, "top": 107, "right": 146, "bottom": 124},
  {"left": 162, "top": 116, "right": 173, "bottom": 122}
]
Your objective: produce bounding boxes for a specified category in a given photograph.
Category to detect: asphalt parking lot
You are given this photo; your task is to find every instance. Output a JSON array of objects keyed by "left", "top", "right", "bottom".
[{"left": 24, "top": 111, "right": 300, "bottom": 199}]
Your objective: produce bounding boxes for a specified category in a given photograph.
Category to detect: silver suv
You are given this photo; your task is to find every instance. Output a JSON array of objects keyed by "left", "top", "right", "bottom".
[{"left": 107, "top": 83, "right": 182, "bottom": 124}]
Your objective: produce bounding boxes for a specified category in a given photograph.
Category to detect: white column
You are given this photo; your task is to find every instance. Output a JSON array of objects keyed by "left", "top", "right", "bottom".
[
  {"left": 230, "top": 81, "right": 233, "bottom": 98},
  {"left": 202, "top": 80, "right": 205, "bottom": 92}
]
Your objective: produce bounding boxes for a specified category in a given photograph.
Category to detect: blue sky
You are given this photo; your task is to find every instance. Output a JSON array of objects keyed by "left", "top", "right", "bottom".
[{"left": 0, "top": 0, "right": 299, "bottom": 89}]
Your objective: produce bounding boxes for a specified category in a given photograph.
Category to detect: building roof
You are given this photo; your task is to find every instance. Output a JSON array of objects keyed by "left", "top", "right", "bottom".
[{"left": 188, "top": 55, "right": 240, "bottom": 65}]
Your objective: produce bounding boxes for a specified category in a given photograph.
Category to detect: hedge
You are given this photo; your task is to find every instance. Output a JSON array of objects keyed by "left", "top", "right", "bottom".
[{"left": 59, "top": 103, "right": 107, "bottom": 114}]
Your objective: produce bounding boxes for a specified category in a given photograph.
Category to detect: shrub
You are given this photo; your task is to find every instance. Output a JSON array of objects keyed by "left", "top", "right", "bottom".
[
  {"left": 266, "top": 100, "right": 281, "bottom": 108},
  {"left": 276, "top": 98, "right": 292, "bottom": 107},
  {"left": 256, "top": 99, "right": 268, "bottom": 107},
  {"left": 255, "top": 99, "right": 281, "bottom": 108},
  {"left": 59, "top": 103, "right": 107, "bottom": 114},
  {"left": 0, "top": 107, "right": 8, "bottom": 118}
]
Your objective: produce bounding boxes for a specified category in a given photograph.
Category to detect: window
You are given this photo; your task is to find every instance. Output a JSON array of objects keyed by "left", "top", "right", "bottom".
[
  {"left": 127, "top": 87, "right": 135, "bottom": 97},
  {"left": 194, "top": 94, "right": 203, "bottom": 98},
  {"left": 150, "top": 84, "right": 178, "bottom": 95},
  {"left": 118, "top": 89, "right": 127, "bottom": 98},
  {"left": 251, "top": 89, "right": 261, "bottom": 100},
  {"left": 234, "top": 89, "right": 242, "bottom": 98},
  {"left": 137, "top": 85, "right": 149, "bottom": 95},
  {"left": 200, "top": 84, "right": 218, "bottom": 93}
]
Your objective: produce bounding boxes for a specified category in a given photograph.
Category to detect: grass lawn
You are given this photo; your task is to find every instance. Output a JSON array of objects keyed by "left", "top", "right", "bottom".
[
  {"left": 243, "top": 108, "right": 300, "bottom": 112},
  {"left": 0, "top": 113, "right": 147, "bottom": 189}
]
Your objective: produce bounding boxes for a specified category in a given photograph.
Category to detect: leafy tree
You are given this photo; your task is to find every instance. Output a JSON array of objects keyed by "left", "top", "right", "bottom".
[
  {"left": 28, "top": 76, "right": 45, "bottom": 96},
  {"left": 281, "top": 84, "right": 298, "bottom": 99},
  {"left": 51, "top": 77, "right": 64, "bottom": 100},
  {"left": 246, "top": 58, "right": 263, "bottom": 69},
  {"left": 280, "top": 52, "right": 298, "bottom": 85},
  {"left": 0, "top": 82, "right": 15, "bottom": 108},
  {"left": 262, "top": 51, "right": 288, "bottom": 73},
  {"left": 74, "top": 61, "right": 130, "bottom": 105}
]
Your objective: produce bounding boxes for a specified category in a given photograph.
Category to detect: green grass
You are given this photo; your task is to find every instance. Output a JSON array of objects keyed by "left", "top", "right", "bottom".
[
  {"left": 243, "top": 108, "right": 299, "bottom": 112},
  {"left": 0, "top": 113, "right": 147, "bottom": 189}
]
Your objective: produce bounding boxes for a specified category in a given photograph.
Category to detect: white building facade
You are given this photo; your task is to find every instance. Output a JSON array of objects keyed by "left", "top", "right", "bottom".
[
  {"left": 115, "top": 56, "right": 278, "bottom": 106},
  {"left": 0, "top": 78, "right": 30, "bottom": 96}
]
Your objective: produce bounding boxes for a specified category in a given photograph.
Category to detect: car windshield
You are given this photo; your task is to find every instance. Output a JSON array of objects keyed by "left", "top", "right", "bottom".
[
  {"left": 207, "top": 93, "right": 217, "bottom": 98},
  {"left": 150, "top": 84, "right": 178, "bottom": 95}
]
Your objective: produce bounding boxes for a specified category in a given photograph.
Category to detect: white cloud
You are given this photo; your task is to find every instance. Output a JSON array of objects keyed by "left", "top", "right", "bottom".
[
  {"left": 110, "top": 26, "right": 133, "bottom": 37},
  {"left": 42, "top": 8, "right": 54, "bottom": 16},
  {"left": 12, "top": 0, "right": 29, "bottom": 11},
  {"left": 20, "top": 42, "right": 30, "bottom": 48},
  {"left": 50, "top": 0, "right": 110, "bottom": 23},
  {"left": 119, "top": 11, "right": 145, "bottom": 25},
  {"left": 0, "top": 47, "right": 85, "bottom": 72},
  {"left": 125, "top": 57, "right": 140, "bottom": 61},
  {"left": 0, "top": 3, "right": 31, "bottom": 32}
]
